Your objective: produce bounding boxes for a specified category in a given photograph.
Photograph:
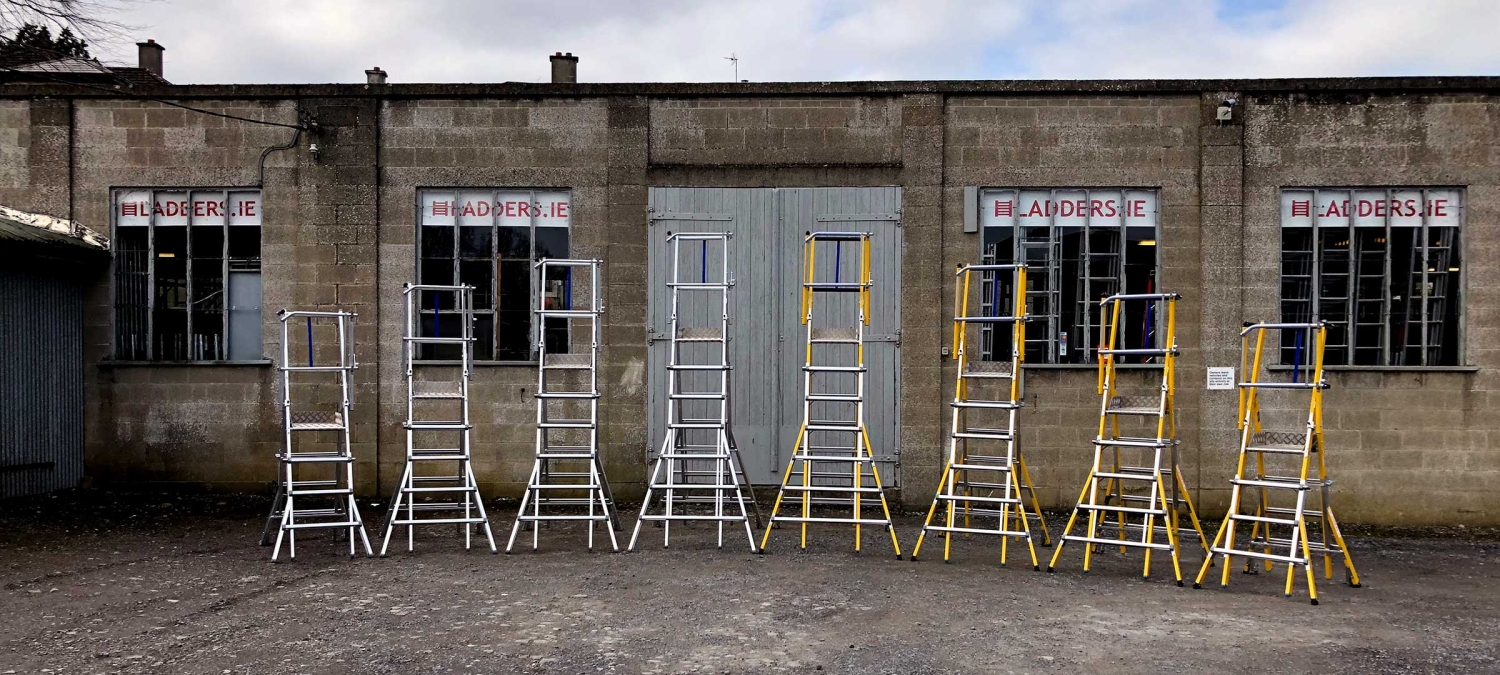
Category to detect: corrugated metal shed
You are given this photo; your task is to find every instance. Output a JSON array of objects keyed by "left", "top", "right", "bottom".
[{"left": 0, "top": 205, "right": 106, "bottom": 498}]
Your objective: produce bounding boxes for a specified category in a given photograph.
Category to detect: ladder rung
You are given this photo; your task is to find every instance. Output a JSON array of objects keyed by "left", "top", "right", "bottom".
[
  {"left": 666, "top": 282, "right": 731, "bottom": 289},
  {"left": 404, "top": 336, "right": 470, "bottom": 344},
  {"left": 936, "top": 493, "right": 1019, "bottom": 505},
  {"left": 1231, "top": 513, "right": 1299, "bottom": 526},
  {"left": 411, "top": 475, "right": 462, "bottom": 482},
  {"left": 1239, "top": 382, "right": 1321, "bottom": 390},
  {"left": 287, "top": 488, "right": 353, "bottom": 496},
  {"left": 955, "top": 430, "right": 1012, "bottom": 440},
  {"left": 1098, "top": 348, "right": 1172, "bottom": 356},
  {"left": 535, "top": 310, "right": 598, "bottom": 318},
  {"left": 781, "top": 485, "right": 885, "bottom": 493},
  {"left": 638, "top": 514, "right": 748, "bottom": 522},
  {"left": 527, "top": 483, "right": 602, "bottom": 490},
  {"left": 536, "top": 392, "right": 600, "bottom": 399},
  {"left": 405, "top": 422, "right": 471, "bottom": 430},
  {"left": 514, "top": 514, "right": 611, "bottom": 522},
  {"left": 955, "top": 480, "right": 1019, "bottom": 491},
  {"left": 1093, "top": 471, "right": 1160, "bottom": 482},
  {"left": 806, "top": 424, "right": 861, "bottom": 432},
  {"left": 961, "top": 370, "right": 1014, "bottom": 380},
  {"left": 791, "top": 454, "right": 874, "bottom": 463},
  {"left": 1062, "top": 535, "right": 1171, "bottom": 551},
  {"left": 1231, "top": 478, "right": 1311, "bottom": 490},
  {"left": 769, "top": 516, "right": 892, "bottom": 525},
  {"left": 952, "top": 400, "right": 1021, "bottom": 409},
  {"left": 1116, "top": 465, "right": 1172, "bottom": 475},
  {"left": 283, "top": 365, "right": 355, "bottom": 372},
  {"left": 283, "top": 521, "right": 361, "bottom": 530},
  {"left": 803, "top": 366, "right": 866, "bottom": 373},
  {"left": 275, "top": 508, "right": 342, "bottom": 518},
  {"left": 951, "top": 462, "right": 1013, "bottom": 473},
  {"left": 278, "top": 453, "right": 354, "bottom": 463},
  {"left": 1247, "top": 444, "right": 1308, "bottom": 455},
  {"left": 1092, "top": 437, "right": 1170, "bottom": 448},
  {"left": 409, "top": 453, "right": 469, "bottom": 461},
  {"left": 537, "top": 453, "right": 596, "bottom": 460},
  {"left": 1078, "top": 503, "right": 1166, "bottom": 515},
  {"left": 388, "top": 517, "right": 489, "bottom": 525},
  {"left": 649, "top": 483, "right": 742, "bottom": 490},
  {"left": 804, "top": 282, "right": 868, "bottom": 291},
  {"left": 1263, "top": 506, "right": 1325, "bottom": 517},
  {"left": 808, "top": 394, "right": 861, "bottom": 402},
  {"left": 542, "top": 363, "right": 592, "bottom": 370},
  {"left": 924, "top": 524, "right": 1030, "bottom": 537},
  {"left": 411, "top": 392, "right": 464, "bottom": 400},
  {"left": 667, "top": 364, "right": 731, "bottom": 371},
  {"left": 670, "top": 393, "right": 725, "bottom": 400},
  {"left": 539, "top": 421, "right": 594, "bottom": 429},
  {"left": 657, "top": 452, "right": 733, "bottom": 459},
  {"left": 668, "top": 423, "right": 723, "bottom": 429},
  {"left": 1211, "top": 547, "right": 1304, "bottom": 565}
]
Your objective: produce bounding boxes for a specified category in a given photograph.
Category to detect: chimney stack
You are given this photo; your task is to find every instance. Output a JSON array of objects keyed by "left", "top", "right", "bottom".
[
  {"left": 550, "top": 52, "right": 578, "bottom": 84},
  {"left": 366, "top": 67, "right": 388, "bottom": 85},
  {"left": 137, "top": 39, "right": 164, "bottom": 77}
]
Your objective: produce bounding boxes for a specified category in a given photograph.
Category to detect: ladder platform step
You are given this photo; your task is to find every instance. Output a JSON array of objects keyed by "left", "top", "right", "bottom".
[
  {"left": 290, "top": 422, "right": 347, "bottom": 431},
  {"left": 952, "top": 400, "right": 1022, "bottom": 409},
  {"left": 1062, "top": 535, "right": 1172, "bottom": 551},
  {"left": 1105, "top": 407, "right": 1161, "bottom": 416},
  {"left": 924, "top": 524, "right": 1031, "bottom": 537},
  {"left": 1247, "top": 444, "right": 1310, "bottom": 455},
  {"left": 803, "top": 366, "right": 866, "bottom": 373},
  {"left": 936, "top": 493, "right": 1019, "bottom": 505},
  {"left": 1211, "top": 547, "right": 1304, "bottom": 565},
  {"left": 1077, "top": 503, "right": 1167, "bottom": 515},
  {"left": 1253, "top": 536, "right": 1343, "bottom": 553},
  {"left": 273, "top": 508, "right": 343, "bottom": 518},
  {"left": 277, "top": 452, "right": 354, "bottom": 463},
  {"left": 536, "top": 392, "right": 600, "bottom": 399},
  {"left": 1231, "top": 513, "right": 1299, "bottom": 526},
  {"left": 411, "top": 392, "right": 465, "bottom": 400},
  {"left": 411, "top": 474, "right": 462, "bottom": 482}
]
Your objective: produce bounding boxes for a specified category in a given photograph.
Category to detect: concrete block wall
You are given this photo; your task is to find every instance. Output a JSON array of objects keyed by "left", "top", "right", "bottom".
[{"left": 2, "top": 79, "right": 1496, "bottom": 526}]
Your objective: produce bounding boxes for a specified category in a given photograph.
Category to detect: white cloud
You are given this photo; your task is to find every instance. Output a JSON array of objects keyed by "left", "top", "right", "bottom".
[{"left": 85, "top": 0, "right": 1500, "bottom": 84}]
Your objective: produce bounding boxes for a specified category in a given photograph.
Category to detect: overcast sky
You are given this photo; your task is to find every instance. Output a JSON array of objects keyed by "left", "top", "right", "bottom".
[{"left": 82, "top": 0, "right": 1500, "bottom": 84}]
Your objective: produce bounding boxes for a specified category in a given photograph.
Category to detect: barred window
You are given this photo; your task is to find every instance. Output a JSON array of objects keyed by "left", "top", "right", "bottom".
[
  {"left": 1280, "top": 188, "right": 1463, "bottom": 367},
  {"left": 978, "top": 188, "right": 1161, "bottom": 364},
  {"left": 417, "top": 189, "right": 571, "bottom": 361},
  {"left": 112, "top": 189, "right": 263, "bottom": 361}
]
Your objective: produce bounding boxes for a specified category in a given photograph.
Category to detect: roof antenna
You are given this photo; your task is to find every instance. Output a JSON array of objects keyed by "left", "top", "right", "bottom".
[{"left": 723, "top": 53, "right": 738, "bottom": 82}]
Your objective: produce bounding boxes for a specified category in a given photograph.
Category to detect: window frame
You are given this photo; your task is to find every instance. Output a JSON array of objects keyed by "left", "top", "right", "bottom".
[
  {"left": 976, "top": 187, "right": 1162, "bottom": 366},
  {"left": 109, "top": 187, "right": 264, "bottom": 362},
  {"left": 414, "top": 187, "right": 573, "bottom": 364},
  {"left": 1278, "top": 186, "right": 1465, "bottom": 368}
]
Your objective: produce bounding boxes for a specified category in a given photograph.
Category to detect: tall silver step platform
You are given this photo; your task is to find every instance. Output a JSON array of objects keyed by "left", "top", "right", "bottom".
[
  {"left": 507, "top": 259, "right": 620, "bottom": 552},
  {"left": 380, "top": 284, "right": 497, "bottom": 555},
  {"left": 630, "top": 233, "right": 760, "bottom": 551},
  {"left": 262, "top": 309, "right": 372, "bottom": 561}
]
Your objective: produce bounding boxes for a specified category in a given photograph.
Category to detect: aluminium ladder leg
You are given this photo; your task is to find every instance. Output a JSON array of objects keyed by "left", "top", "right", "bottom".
[
  {"left": 1193, "top": 321, "right": 1361, "bottom": 604},
  {"left": 266, "top": 309, "right": 372, "bottom": 561},
  {"left": 910, "top": 264, "right": 1046, "bottom": 567},
  {"left": 759, "top": 231, "right": 901, "bottom": 557},
  {"left": 379, "top": 284, "right": 497, "bottom": 555},
  {"left": 506, "top": 259, "right": 620, "bottom": 552},
  {"left": 630, "top": 233, "right": 759, "bottom": 551},
  {"left": 1047, "top": 292, "right": 1209, "bottom": 583}
]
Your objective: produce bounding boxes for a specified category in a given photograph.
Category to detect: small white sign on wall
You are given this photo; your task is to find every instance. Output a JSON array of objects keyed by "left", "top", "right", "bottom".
[{"left": 1206, "top": 367, "right": 1236, "bottom": 390}]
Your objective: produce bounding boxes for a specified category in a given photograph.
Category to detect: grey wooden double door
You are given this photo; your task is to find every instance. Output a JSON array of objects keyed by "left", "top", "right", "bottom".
[{"left": 646, "top": 187, "right": 903, "bottom": 485}]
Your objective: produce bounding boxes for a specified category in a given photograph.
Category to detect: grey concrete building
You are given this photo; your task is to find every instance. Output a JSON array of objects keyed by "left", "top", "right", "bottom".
[{"left": 1, "top": 47, "right": 1494, "bottom": 526}]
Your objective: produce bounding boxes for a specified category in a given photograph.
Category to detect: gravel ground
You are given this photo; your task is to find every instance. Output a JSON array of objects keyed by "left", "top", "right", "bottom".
[{"left": 1, "top": 490, "right": 1498, "bottom": 674}]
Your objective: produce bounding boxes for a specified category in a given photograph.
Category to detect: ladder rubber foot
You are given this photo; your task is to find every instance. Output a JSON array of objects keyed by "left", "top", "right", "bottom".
[
  {"left": 1311, "top": 599, "right": 1320, "bottom": 606},
  {"left": 757, "top": 548, "right": 766, "bottom": 555},
  {"left": 1350, "top": 583, "right": 1362, "bottom": 588},
  {"left": 1285, "top": 593, "right": 1292, "bottom": 597},
  {"left": 894, "top": 554, "right": 902, "bottom": 561},
  {"left": 1176, "top": 580, "right": 1184, "bottom": 587},
  {"left": 1192, "top": 582, "right": 1202, "bottom": 589},
  {"left": 1033, "top": 565, "right": 1040, "bottom": 571},
  {"left": 1141, "top": 576, "right": 1150, "bottom": 582},
  {"left": 1046, "top": 566, "right": 1055, "bottom": 573},
  {"left": 909, "top": 556, "right": 919, "bottom": 562},
  {"left": 944, "top": 559, "right": 951, "bottom": 565}
]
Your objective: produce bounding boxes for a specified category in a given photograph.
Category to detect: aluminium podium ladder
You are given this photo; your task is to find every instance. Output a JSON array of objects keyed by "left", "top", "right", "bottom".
[
  {"left": 263, "top": 309, "right": 372, "bottom": 561},
  {"left": 1047, "top": 292, "right": 1209, "bottom": 583},
  {"left": 1194, "top": 321, "right": 1361, "bottom": 604},
  {"left": 380, "top": 284, "right": 497, "bottom": 555},
  {"left": 506, "top": 259, "right": 620, "bottom": 552},
  {"left": 630, "top": 233, "right": 761, "bottom": 551},
  {"left": 911, "top": 264, "right": 1050, "bottom": 566},
  {"left": 760, "top": 231, "right": 900, "bottom": 557}
]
